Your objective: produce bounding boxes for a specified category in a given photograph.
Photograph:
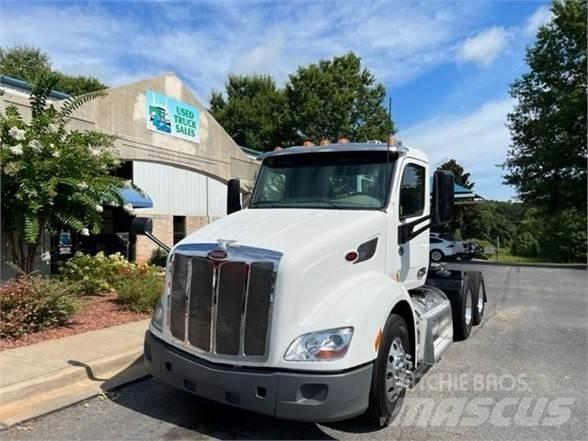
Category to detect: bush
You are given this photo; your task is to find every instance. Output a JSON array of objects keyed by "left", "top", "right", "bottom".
[
  {"left": 60, "top": 251, "right": 133, "bottom": 295},
  {"left": 113, "top": 265, "right": 165, "bottom": 313},
  {"left": 149, "top": 248, "right": 168, "bottom": 267},
  {"left": 0, "top": 275, "right": 79, "bottom": 339},
  {"left": 511, "top": 232, "right": 540, "bottom": 257}
]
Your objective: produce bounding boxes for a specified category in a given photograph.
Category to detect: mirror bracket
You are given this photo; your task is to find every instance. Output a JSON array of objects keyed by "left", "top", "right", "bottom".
[{"left": 398, "top": 214, "right": 432, "bottom": 244}]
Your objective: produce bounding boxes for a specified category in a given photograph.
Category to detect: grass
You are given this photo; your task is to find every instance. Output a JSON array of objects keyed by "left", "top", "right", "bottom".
[{"left": 473, "top": 241, "right": 581, "bottom": 265}]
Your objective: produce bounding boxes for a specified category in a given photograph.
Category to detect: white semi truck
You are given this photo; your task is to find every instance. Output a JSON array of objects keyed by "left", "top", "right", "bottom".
[{"left": 137, "top": 142, "right": 487, "bottom": 427}]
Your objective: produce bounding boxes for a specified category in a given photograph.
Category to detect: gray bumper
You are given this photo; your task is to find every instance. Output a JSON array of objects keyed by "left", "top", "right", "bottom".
[{"left": 144, "top": 331, "right": 372, "bottom": 422}]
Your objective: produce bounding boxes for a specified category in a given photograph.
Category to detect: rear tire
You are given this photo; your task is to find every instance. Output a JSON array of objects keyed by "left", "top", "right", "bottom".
[
  {"left": 453, "top": 284, "right": 474, "bottom": 340},
  {"left": 367, "top": 314, "right": 411, "bottom": 428},
  {"left": 430, "top": 249, "right": 444, "bottom": 262},
  {"left": 473, "top": 278, "right": 485, "bottom": 325}
]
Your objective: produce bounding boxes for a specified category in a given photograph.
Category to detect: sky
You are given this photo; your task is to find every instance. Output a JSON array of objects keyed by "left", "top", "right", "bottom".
[{"left": 0, "top": 0, "right": 553, "bottom": 200}]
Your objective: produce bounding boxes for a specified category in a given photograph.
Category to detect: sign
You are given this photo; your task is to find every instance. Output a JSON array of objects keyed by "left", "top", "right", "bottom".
[{"left": 145, "top": 89, "right": 200, "bottom": 142}]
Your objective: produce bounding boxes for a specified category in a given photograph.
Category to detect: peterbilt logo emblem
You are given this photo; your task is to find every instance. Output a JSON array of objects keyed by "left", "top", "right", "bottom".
[{"left": 207, "top": 239, "right": 237, "bottom": 260}]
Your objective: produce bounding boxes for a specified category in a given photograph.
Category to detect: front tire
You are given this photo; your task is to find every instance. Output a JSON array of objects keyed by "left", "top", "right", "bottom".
[
  {"left": 367, "top": 314, "right": 411, "bottom": 428},
  {"left": 430, "top": 249, "right": 444, "bottom": 262}
]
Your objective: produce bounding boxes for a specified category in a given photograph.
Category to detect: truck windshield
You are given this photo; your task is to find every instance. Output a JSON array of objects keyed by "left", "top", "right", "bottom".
[{"left": 250, "top": 151, "right": 394, "bottom": 210}]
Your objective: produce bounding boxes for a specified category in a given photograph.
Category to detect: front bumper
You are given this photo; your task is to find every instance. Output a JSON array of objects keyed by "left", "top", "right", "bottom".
[{"left": 144, "top": 331, "right": 372, "bottom": 422}]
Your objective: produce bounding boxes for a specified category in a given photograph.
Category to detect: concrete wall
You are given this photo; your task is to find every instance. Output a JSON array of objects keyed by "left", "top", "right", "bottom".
[{"left": 72, "top": 73, "right": 259, "bottom": 188}]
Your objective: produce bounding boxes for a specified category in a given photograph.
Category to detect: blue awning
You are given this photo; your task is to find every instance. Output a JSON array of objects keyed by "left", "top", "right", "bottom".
[{"left": 119, "top": 188, "right": 153, "bottom": 208}]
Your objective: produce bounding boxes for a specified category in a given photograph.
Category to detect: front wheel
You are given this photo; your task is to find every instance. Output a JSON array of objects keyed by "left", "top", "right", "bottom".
[
  {"left": 367, "top": 314, "right": 412, "bottom": 428},
  {"left": 430, "top": 249, "right": 444, "bottom": 262}
]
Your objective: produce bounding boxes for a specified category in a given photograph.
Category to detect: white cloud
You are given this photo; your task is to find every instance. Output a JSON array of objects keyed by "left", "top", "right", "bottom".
[
  {"left": 0, "top": 1, "right": 483, "bottom": 102},
  {"left": 457, "top": 27, "right": 508, "bottom": 67},
  {"left": 398, "top": 98, "right": 515, "bottom": 200},
  {"left": 525, "top": 5, "right": 553, "bottom": 36}
]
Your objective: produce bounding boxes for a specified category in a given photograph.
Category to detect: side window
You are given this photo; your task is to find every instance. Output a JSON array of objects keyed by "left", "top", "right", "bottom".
[{"left": 399, "top": 163, "right": 425, "bottom": 219}]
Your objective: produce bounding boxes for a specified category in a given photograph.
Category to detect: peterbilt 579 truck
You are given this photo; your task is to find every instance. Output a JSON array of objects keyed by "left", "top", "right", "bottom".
[{"left": 137, "top": 142, "right": 487, "bottom": 427}]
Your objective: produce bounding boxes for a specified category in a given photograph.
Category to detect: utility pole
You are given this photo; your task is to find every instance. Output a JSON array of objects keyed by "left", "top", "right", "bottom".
[{"left": 496, "top": 236, "right": 500, "bottom": 263}]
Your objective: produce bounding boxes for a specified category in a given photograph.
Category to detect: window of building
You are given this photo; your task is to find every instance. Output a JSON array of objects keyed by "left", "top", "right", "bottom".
[
  {"left": 399, "top": 164, "right": 425, "bottom": 219},
  {"left": 173, "top": 216, "right": 186, "bottom": 245}
]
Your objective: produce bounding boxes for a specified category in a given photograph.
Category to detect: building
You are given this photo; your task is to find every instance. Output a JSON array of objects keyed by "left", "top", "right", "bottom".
[{"left": 0, "top": 73, "right": 260, "bottom": 275}]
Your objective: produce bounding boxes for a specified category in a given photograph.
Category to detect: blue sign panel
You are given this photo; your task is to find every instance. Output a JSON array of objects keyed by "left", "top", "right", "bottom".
[{"left": 145, "top": 89, "right": 200, "bottom": 143}]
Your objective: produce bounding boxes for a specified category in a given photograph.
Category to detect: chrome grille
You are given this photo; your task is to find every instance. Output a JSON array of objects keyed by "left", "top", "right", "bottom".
[{"left": 168, "top": 244, "right": 281, "bottom": 360}]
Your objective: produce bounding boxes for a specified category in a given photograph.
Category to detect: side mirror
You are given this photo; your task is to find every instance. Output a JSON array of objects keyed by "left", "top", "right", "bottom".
[
  {"left": 227, "top": 178, "right": 242, "bottom": 215},
  {"left": 432, "top": 170, "right": 455, "bottom": 226},
  {"left": 130, "top": 217, "right": 153, "bottom": 236},
  {"left": 130, "top": 217, "right": 170, "bottom": 253}
]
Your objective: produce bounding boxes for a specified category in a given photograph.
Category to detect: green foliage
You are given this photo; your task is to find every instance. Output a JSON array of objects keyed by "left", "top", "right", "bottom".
[
  {"left": 285, "top": 52, "right": 392, "bottom": 144},
  {"left": 471, "top": 202, "right": 586, "bottom": 263},
  {"left": 60, "top": 252, "right": 165, "bottom": 312},
  {"left": 210, "top": 75, "right": 287, "bottom": 151},
  {"left": 60, "top": 252, "right": 134, "bottom": 295},
  {"left": 113, "top": 266, "right": 165, "bottom": 313},
  {"left": 1, "top": 76, "right": 126, "bottom": 272},
  {"left": 511, "top": 232, "right": 541, "bottom": 258},
  {"left": 149, "top": 248, "right": 168, "bottom": 267},
  {"left": 0, "top": 46, "right": 106, "bottom": 95},
  {"left": 0, "top": 275, "right": 79, "bottom": 339},
  {"left": 539, "top": 208, "right": 587, "bottom": 262},
  {"left": 505, "top": 0, "right": 587, "bottom": 211},
  {"left": 51, "top": 72, "right": 106, "bottom": 96},
  {"left": 211, "top": 52, "right": 393, "bottom": 151},
  {"left": 0, "top": 46, "right": 51, "bottom": 85},
  {"left": 437, "top": 159, "right": 482, "bottom": 238}
]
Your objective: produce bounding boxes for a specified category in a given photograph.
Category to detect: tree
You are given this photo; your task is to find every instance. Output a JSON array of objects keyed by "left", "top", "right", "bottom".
[
  {"left": 505, "top": 0, "right": 587, "bottom": 212},
  {"left": 0, "top": 46, "right": 51, "bottom": 84},
  {"left": 285, "top": 53, "right": 392, "bottom": 144},
  {"left": 438, "top": 159, "right": 481, "bottom": 238},
  {"left": 1, "top": 76, "right": 129, "bottom": 273},
  {"left": 210, "top": 75, "right": 287, "bottom": 151},
  {"left": 437, "top": 159, "right": 474, "bottom": 189},
  {"left": 0, "top": 46, "right": 107, "bottom": 95}
]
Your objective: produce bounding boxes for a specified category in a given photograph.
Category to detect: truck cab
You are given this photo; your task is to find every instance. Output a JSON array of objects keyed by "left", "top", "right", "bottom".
[{"left": 142, "top": 142, "right": 487, "bottom": 427}]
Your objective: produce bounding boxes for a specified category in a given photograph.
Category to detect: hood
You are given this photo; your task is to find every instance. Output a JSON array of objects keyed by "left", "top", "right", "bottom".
[{"left": 180, "top": 208, "right": 386, "bottom": 258}]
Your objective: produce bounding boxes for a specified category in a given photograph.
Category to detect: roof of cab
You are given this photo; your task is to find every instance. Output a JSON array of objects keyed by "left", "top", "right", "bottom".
[{"left": 258, "top": 141, "right": 428, "bottom": 162}]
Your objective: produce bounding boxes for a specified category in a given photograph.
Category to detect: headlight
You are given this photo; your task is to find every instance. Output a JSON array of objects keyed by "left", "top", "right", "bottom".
[
  {"left": 151, "top": 296, "right": 165, "bottom": 331},
  {"left": 284, "top": 327, "right": 353, "bottom": 361}
]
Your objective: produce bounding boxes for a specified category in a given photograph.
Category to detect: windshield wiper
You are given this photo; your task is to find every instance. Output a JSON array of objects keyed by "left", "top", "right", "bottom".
[
  {"left": 250, "top": 200, "right": 280, "bottom": 207},
  {"left": 297, "top": 199, "right": 346, "bottom": 209}
]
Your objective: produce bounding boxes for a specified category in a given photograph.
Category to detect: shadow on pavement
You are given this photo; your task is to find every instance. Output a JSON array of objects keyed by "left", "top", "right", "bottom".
[{"left": 102, "top": 372, "right": 342, "bottom": 440}]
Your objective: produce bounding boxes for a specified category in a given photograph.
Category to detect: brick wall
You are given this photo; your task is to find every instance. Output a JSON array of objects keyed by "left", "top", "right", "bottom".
[{"left": 135, "top": 215, "right": 213, "bottom": 263}]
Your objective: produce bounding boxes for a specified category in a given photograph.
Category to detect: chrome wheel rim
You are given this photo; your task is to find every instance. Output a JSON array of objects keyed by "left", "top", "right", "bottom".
[
  {"left": 465, "top": 289, "right": 473, "bottom": 326},
  {"left": 431, "top": 251, "right": 441, "bottom": 261},
  {"left": 386, "top": 337, "right": 408, "bottom": 401},
  {"left": 477, "top": 289, "right": 484, "bottom": 314}
]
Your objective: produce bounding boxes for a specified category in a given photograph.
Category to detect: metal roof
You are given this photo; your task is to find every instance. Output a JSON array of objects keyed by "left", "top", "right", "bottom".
[{"left": 0, "top": 75, "right": 71, "bottom": 100}]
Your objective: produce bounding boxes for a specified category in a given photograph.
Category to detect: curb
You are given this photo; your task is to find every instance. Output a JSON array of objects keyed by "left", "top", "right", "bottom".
[
  {"left": 0, "top": 347, "right": 148, "bottom": 429},
  {"left": 454, "top": 260, "right": 587, "bottom": 270}
]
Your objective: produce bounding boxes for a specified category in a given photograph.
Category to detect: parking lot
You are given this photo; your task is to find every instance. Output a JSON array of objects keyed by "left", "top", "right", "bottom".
[{"left": 4, "top": 264, "right": 587, "bottom": 440}]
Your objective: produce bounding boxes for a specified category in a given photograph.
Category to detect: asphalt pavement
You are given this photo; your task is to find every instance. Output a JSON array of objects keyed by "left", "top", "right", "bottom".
[{"left": 4, "top": 265, "right": 587, "bottom": 440}]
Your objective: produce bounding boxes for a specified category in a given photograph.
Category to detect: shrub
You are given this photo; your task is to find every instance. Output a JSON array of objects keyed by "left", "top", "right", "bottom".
[
  {"left": 0, "top": 275, "right": 79, "bottom": 339},
  {"left": 149, "top": 248, "right": 168, "bottom": 267},
  {"left": 511, "top": 232, "right": 541, "bottom": 258},
  {"left": 60, "top": 251, "right": 133, "bottom": 295},
  {"left": 113, "top": 265, "right": 165, "bottom": 313}
]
